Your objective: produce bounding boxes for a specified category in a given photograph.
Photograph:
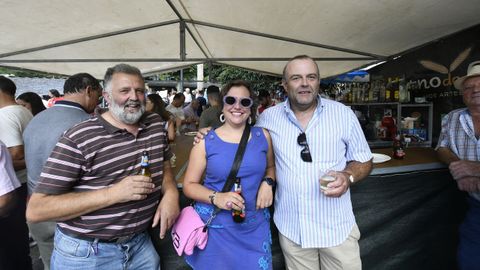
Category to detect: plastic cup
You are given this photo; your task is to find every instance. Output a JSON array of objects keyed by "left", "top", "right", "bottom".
[{"left": 320, "top": 174, "right": 336, "bottom": 191}]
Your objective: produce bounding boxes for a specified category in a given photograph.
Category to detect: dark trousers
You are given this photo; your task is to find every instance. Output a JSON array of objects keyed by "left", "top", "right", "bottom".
[
  {"left": 0, "top": 184, "right": 32, "bottom": 270},
  {"left": 458, "top": 196, "right": 480, "bottom": 270}
]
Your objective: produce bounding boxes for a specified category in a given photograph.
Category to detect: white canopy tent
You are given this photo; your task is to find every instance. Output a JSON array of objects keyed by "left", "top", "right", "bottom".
[{"left": 1, "top": 0, "right": 479, "bottom": 79}]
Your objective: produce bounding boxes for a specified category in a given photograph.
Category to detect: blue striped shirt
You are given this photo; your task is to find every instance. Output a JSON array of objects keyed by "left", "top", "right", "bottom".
[
  {"left": 436, "top": 108, "right": 480, "bottom": 201},
  {"left": 256, "top": 96, "right": 372, "bottom": 248}
]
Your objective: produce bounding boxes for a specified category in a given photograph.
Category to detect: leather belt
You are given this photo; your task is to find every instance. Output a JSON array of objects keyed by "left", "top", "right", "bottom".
[{"left": 58, "top": 227, "right": 137, "bottom": 244}]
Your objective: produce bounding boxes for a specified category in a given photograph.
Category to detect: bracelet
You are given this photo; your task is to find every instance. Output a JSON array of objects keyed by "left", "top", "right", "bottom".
[{"left": 209, "top": 191, "right": 217, "bottom": 205}]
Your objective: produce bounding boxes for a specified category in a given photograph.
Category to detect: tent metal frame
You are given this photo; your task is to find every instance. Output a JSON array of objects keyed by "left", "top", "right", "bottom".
[
  {"left": 0, "top": 0, "right": 385, "bottom": 75},
  {"left": 1, "top": 1, "right": 477, "bottom": 77}
]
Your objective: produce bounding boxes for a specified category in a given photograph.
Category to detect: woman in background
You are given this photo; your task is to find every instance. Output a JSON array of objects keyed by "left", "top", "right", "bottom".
[
  {"left": 146, "top": 93, "right": 176, "bottom": 142},
  {"left": 46, "top": 89, "right": 64, "bottom": 108},
  {"left": 16, "top": 92, "right": 46, "bottom": 116}
]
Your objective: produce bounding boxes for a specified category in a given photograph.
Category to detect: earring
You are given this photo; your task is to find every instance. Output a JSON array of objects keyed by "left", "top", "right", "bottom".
[
  {"left": 248, "top": 116, "right": 252, "bottom": 125},
  {"left": 219, "top": 113, "right": 225, "bottom": 123}
]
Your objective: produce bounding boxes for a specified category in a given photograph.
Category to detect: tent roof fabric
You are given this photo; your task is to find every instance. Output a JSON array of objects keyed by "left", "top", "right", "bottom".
[{"left": 1, "top": 0, "right": 479, "bottom": 79}]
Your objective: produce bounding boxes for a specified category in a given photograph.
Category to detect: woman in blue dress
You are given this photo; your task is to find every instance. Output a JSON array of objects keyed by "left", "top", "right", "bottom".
[{"left": 182, "top": 80, "right": 276, "bottom": 270}]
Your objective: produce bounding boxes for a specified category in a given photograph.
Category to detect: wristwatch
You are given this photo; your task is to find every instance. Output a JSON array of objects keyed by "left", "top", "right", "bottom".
[
  {"left": 262, "top": 177, "right": 276, "bottom": 188},
  {"left": 345, "top": 172, "right": 355, "bottom": 184}
]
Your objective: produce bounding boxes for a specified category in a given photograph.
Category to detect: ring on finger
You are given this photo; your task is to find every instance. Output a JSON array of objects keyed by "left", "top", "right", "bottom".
[{"left": 226, "top": 201, "right": 233, "bottom": 209}]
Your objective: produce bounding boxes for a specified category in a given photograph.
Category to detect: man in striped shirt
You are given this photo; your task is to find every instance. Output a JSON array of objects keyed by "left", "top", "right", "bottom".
[
  {"left": 256, "top": 55, "right": 372, "bottom": 270},
  {"left": 436, "top": 60, "right": 480, "bottom": 270},
  {"left": 26, "top": 64, "right": 180, "bottom": 269}
]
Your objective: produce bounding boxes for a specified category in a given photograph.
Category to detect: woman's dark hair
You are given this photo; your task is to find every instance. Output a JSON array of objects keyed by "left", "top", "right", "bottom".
[
  {"left": 49, "top": 89, "right": 61, "bottom": 97},
  {"left": 220, "top": 80, "right": 256, "bottom": 125},
  {"left": 147, "top": 93, "right": 172, "bottom": 121},
  {"left": 16, "top": 92, "right": 47, "bottom": 116}
]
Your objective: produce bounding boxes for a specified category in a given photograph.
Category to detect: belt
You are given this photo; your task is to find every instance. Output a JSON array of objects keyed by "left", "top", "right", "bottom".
[{"left": 58, "top": 227, "right": 138, "bottom": 244}]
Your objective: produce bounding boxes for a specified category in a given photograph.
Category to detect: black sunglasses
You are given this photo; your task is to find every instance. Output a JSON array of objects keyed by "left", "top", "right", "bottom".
[
  {"left": 297, "top": 132, "right": 312, "bottom": 162},
  {"left": 223, "top": 96, "right": 253, "bottom": 108}
]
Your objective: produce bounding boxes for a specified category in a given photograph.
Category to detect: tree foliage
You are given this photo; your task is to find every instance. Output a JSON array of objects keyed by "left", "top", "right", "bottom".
[
  {"left": 208, "top": 64, "right": 281, "bottom": 93},
  {"left": 2, "top": 63, "right": 282, "bottom": 93},
  {"left": 0, "top": 66, "right": 64, "bottom": 78},
  {"left": 145, "top": 63, "right": 281, "bottom": 93},
  {"left": 152, "top": 66, "right": 198, "bottom": 81}
]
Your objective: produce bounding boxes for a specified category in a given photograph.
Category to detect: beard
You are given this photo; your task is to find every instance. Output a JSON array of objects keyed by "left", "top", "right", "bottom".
[{"left": 109, "top": 97, "right": 146, "bottom": 125}]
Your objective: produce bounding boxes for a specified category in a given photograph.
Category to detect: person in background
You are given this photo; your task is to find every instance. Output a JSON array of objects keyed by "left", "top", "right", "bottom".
[
  {"left": 183, "top": 80, "right": 276, "bottom": 269},
  {"left": 46, "top": 89, "right": 64, "bottom": 108},
  {"left": 257, "top": 89, "right": 276, "bottom": 115},
  {"left": 199, "top": 85, "right": 222, "bottom": 129},
  {"left": 16, "top": 92, "right": 47, "bottom": 116},
  {"left": 26, "top": 64, "right": 179, "bottom": 269},
  {"left": 23, "top": 73, "right": 102, "bottom": 270},
  {"left": 256, "top": 55, "right": 372, "bottom": 270},
  {"left": 0, "top": 140, "right": 31, "bottom": 270},
  {"left": 182, "top": 99, "right": 200, "bottom": 131},
  {"left": 0, "top": 140, "right": 21, "bottom": 216},
  {"left": 0, "top": 76, "right": 33, "bottom": 270},
  {"left": 183, "top": 87, "right": 193, "bottom": 104},
  {"left": 167, "top": 93, "right": 193, "bottom": 134},
  {"left": 196, "top": 89, "right": 207, "bottom": 117},
  {"left": 146, "top": 93, "right": 176, "bottom": 141},
  {"left": 0, "top": 76, "right": 33, "bottom": 183},
  {"left": 48, "top": 89, "right": 61, "bottom": 98},
  {"left": 436, "top": 60, "right": 480, "bottom": 270},
  {"left": 168, "top": 89, "right": 177, "bottom": 104}
]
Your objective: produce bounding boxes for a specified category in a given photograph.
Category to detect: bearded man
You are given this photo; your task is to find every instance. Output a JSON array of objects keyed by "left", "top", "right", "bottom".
[{"left": 26, "top": 64, "right": 179, "bottom": 269}]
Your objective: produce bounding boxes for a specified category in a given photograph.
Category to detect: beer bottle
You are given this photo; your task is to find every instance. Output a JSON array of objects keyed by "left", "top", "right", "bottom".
[
  {"left": 139, "top": 150, "right": 151, "bottom": 177},
  {"left": 232, "top": 178, "right": 245, "bottom": 223}
]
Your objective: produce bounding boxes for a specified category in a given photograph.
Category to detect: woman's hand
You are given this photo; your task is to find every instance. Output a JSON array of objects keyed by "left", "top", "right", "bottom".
[
  {"left": 256, "top": 182, "right": 273, "bottom": 209},
  {"left": 214, "top": 191, "right": 245, "bottom": 211}
]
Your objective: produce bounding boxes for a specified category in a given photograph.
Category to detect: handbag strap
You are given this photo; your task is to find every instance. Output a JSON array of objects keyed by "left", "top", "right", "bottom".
[{"left": 206, "top": 124, "right": 251, "bottom": 224}]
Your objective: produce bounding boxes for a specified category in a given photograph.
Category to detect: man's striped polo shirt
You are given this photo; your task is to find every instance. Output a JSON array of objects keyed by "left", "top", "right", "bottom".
[{"left": 35, "top": 112, "right": 172, "bottom": 240}]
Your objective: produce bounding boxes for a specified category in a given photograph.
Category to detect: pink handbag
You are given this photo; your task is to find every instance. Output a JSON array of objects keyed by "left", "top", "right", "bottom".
[{"left": 171, "top": 206, "right": 209, "bottom": 256}]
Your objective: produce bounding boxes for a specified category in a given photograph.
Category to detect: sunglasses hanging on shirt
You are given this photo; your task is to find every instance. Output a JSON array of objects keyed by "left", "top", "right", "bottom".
[{"left": 297, "top": 132, "right": 312, "bottom": 162}]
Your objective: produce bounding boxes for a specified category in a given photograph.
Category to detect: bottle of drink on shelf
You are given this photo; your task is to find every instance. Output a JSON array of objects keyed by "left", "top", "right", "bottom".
[
  {"left": 139, "top": 150, "right": 151, "bottom": 177},
  {"left": 393, "top": 78, "right": 400, "bottom": 102},
  {"left": 385, "top": 78, "right": 392, "bottom": 102},
  {"left": 232, "top": 178, "right": 245, "bottom": 223},
  {"left": 379, "top": 81, "right": 386, "bottom": 102},
  {"left": 393, "top": 134, "right": 405, "bottom": 159}
]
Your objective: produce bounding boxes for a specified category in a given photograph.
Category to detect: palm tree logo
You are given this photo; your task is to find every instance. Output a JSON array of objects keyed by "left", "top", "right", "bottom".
[{"left": 419, "top": 46, "right": 472, "bottom": 87}]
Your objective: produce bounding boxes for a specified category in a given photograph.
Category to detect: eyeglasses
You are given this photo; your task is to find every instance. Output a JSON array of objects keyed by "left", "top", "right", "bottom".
[
  {"left": 223, "top": 96, "right": 253, "bottom": 108},
  {"left": 297, "top": 132, "right": 312, "bottom": 162}
]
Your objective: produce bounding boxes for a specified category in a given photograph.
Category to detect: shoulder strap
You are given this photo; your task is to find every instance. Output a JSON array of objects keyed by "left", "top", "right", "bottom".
[
  {"left": 208, "top": 124, "right": 251, "bottom": 219},
  {"left": 221, "top": 124, "right": 251, "bottom": 192}
]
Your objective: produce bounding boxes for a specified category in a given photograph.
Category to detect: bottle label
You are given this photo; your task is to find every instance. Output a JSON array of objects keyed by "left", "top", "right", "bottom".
[
  {"left": 141, "top": 156, "right": 149, "bottom": 166},
  {"left": 234, "top": 182, "right": 240, "bottom": 192},
  {"left": 232, "top": 179, "right": 245, "bottom": 223}
]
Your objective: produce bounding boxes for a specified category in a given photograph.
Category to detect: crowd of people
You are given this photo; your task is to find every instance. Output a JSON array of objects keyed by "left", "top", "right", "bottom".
[{"left": 0, "top": 55, "right": 478, "bottom": 270}]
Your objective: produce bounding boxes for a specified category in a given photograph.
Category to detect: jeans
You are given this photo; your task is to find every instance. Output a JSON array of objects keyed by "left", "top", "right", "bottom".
[
  {"left": 458, "top": 197, "right": 480, "bottom": 270},
  {"left": 51, "top": 227, "right": 160, "bottom": 270}
]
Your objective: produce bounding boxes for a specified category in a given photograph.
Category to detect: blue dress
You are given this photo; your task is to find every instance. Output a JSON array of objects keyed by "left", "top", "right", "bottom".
[{"left": 185, "top": 127, "right": 272, "bottom": 270}]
